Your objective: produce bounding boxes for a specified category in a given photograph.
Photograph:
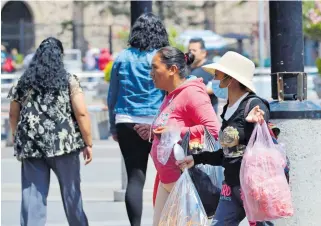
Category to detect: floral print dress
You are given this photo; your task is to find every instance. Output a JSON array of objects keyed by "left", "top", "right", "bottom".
[{"left": 7, "top": 74, "right": 85, "bottom": 160}]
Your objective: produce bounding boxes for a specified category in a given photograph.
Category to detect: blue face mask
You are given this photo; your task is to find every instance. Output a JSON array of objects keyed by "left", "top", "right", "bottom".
[{"left": 211, "top": 80, "right": 228, "bottom": 99}]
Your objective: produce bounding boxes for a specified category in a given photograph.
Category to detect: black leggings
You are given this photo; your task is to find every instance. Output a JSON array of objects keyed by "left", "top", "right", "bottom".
[{"left": 116, "top": 123, "right": 152, "bottom": 226}]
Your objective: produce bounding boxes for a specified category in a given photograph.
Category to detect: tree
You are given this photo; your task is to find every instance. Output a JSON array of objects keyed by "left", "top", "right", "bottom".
[
  {"left": 203, "top": 1, "right": 217, "bottom": 31},
  {"left": 168, "top": 26, "right": 185, "bottom": 52},
  {"left": 72, "top": 1, "right": 86, "bottom": 56},
  {"left": 116, "top": 26, "right": 185, "bottom": 51},
  {"left": 153, "top": 1, "right": 204, "bottom": 28},
  {"left": 66, "top": 1, "right": 130, "bottom": 56},
  {"left": 67, "top": 1, "right": 213, "bottom": 55},
  {"left": 303, "top": 0, "right": 321, "bottom": 41},
  {"left": 303, "top": 1, "right": 321, "bottom": 75},
  {"left": 155, "top": 1, "right": 164, "bottom": 20}
]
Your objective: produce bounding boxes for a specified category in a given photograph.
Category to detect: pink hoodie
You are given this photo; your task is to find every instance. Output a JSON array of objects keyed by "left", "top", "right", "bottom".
[{"left": 151, "top": 77, "right": 220, "bottom": 184}]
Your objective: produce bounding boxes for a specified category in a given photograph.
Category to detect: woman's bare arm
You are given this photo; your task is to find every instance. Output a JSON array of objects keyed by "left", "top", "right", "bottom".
[{"left": 71, "top": 92, "right": 92, "bottom": 147}]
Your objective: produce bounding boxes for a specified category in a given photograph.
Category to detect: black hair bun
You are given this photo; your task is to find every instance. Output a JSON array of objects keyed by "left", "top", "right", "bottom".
[{"left": 184, "top": 52, "right": 195, "bottom": 66}]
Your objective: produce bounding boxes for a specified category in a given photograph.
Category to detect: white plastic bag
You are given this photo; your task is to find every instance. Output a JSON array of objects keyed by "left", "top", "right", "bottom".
[
  {"left": 158, "top": 170, "right": 208, "bottom": 226},
  {"left": 181, "top": 127, "right": 223, "bottom": 189},
  {"left": 179, "top": 128, "right": 223, "bottom": 217},
  {"left": 196, "top": 128, "right": 224, "bottom": 189},
  {"left": 157, "top": 124, "right": 181, "bottom": 165}
]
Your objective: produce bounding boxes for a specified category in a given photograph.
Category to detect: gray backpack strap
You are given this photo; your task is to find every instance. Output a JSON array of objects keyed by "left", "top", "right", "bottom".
[{"left": 244, "top": 97, "right": 258, "bottom": 118}]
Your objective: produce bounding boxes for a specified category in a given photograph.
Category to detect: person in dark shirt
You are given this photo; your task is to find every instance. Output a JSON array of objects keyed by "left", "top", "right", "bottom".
[
  {"left": 177, "top": 51, "right": 274, "bottom": 226},
  {"left": 188, "top": 38, "right": 219, "bottom": 113}
]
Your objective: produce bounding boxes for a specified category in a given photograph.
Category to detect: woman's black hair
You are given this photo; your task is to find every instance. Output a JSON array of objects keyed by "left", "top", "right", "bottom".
[
  {"left": 157, "top": 46, "right": 195, "bottom": 78},
  {"left": 128, "top": 13, "right": 169, "bottom": 51},
  {"left": 15, "top": 37, "right": 68, "bottom": 95},
  {"left": 239, "top": 82, "right": 248, "bottom": 91}
]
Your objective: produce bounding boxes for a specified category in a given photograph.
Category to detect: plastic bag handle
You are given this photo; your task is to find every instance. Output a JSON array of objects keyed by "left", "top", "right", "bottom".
[
  {"left": 261, "top": 121, "right": 276, "bottom": 148},
  {"left": 247, "top": 123, "right": 260, "bottom": 148},
  {"left": 243, "top": 97, "right": 256, "bottom": 119},
  {"left": 247, "top": 122, "right": 275, "bottom": 149}
]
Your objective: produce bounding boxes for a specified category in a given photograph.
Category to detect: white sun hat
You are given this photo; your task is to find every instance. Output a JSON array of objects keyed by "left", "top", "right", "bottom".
[{"left": 202, "top": 51, "right": 256, "bottom": 93}]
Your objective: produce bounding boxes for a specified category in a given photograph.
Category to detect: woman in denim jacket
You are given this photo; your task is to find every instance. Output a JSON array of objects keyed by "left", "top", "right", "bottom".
[{"left": 107, "top": 13, "right": 169, "bottom": 226}]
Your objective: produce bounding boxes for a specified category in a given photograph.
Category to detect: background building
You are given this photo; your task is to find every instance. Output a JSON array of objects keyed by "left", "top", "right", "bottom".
[{"left": 1, "top": 0, "right": 319, "bottom": 66}]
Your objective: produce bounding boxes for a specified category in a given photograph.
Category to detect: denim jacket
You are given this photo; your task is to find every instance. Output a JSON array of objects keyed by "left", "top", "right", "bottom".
[{"left": 107, "top": 47, "right": 164, "bottom": 135}]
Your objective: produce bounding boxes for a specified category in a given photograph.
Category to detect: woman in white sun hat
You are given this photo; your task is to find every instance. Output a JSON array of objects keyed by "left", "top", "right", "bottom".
[{"left": 177, "top": 51, "right": 274, "bottom": 226}]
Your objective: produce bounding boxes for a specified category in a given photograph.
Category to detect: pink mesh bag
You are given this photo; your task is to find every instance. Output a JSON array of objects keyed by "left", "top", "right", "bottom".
[{"left": 240, "top": 122, "right": 294, "bottom": 221}]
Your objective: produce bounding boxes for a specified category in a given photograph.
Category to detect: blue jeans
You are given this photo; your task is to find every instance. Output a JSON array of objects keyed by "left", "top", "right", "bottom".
[
  {"left": 20, "top": 152, "right": 88, "bottom": 226},
  {"left": 211, "top": 183, "right": 274, "bottom": 226}
]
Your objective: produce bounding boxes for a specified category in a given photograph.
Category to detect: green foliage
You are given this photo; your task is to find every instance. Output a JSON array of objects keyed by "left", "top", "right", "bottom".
[
  {"left": 303, "top": 1, "right": 321, "bottom": 77},
  {"left": 168, "top": 26, "right": 185, "bottom": 52},
  {"left": 117, "top": 29, "right": 130, "bottom": 47},
  {"left": 303, "top": 1, "right": 321, "bottom": 41},
  {"left": 234, "top": 0, "right": 248, "bottom": 7},
  {"left": 59, "top": 20, "right": 73, "bottom": 35},
  {"left": 15, "top": 54, "right": 24, "bottom": 64},
  {"left": 304, "top": 24, "right": 321, "bottom": 41},
  {"left": 315, "top": 57, "right": 321, "bottom": 77}
]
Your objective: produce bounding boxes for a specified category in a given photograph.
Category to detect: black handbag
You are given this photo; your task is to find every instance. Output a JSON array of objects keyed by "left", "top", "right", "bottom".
[{"left": 180, "top": 128, "right": 222, "bottom": 218}]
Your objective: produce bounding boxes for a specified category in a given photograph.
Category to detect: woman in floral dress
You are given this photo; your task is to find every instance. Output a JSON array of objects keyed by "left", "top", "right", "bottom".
[{"left": 8, "top": 37, "right": 92, "bottom": 226}]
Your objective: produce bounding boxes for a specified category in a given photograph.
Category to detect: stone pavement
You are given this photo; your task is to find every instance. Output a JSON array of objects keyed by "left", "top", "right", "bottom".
[
  {"left": 1, "top": 139, "right": 250, "bottom": 226},
  {"left": 1, "top": 140, "right": 155, "bottom": 226}
]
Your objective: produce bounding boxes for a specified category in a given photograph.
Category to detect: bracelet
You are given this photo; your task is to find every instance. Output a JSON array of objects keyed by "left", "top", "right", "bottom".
[{"left": 86, "top": 143, "right": 93, "bottom": 148}]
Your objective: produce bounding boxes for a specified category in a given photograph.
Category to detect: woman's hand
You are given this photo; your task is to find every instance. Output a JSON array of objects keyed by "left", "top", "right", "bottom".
[
  {"left": 134, "top": 124, "right": 151, "bottom": 140},
  {"left": 246, "top": 105, "right": 265, "bottom": 124},
  {"left": 112, "top": 134, "right": 118, "bottom": 142},
  {"left": 176, "top": 155, "right": 194, "bottom": 170},
  {"left": 82, "top": 146, "right": 93, "bottom": 165}
]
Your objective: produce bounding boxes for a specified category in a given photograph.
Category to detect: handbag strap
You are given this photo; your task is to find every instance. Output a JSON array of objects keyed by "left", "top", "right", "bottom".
[{"left": 243, "top": 97, "right": 257, "bottom": 119}]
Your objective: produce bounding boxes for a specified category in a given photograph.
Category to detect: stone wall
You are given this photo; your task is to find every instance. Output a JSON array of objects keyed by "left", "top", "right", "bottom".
[
  {"left": 214, "top": 1, "right": 270, "bottom": 60},
  {"left": 1, "top": 0, "right": 265, "bottom": 56}
]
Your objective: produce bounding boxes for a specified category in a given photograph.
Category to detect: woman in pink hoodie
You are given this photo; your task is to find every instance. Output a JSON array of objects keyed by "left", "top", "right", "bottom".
[{"left": 135, "top": 46, "right": 220, "bottom": 225}]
